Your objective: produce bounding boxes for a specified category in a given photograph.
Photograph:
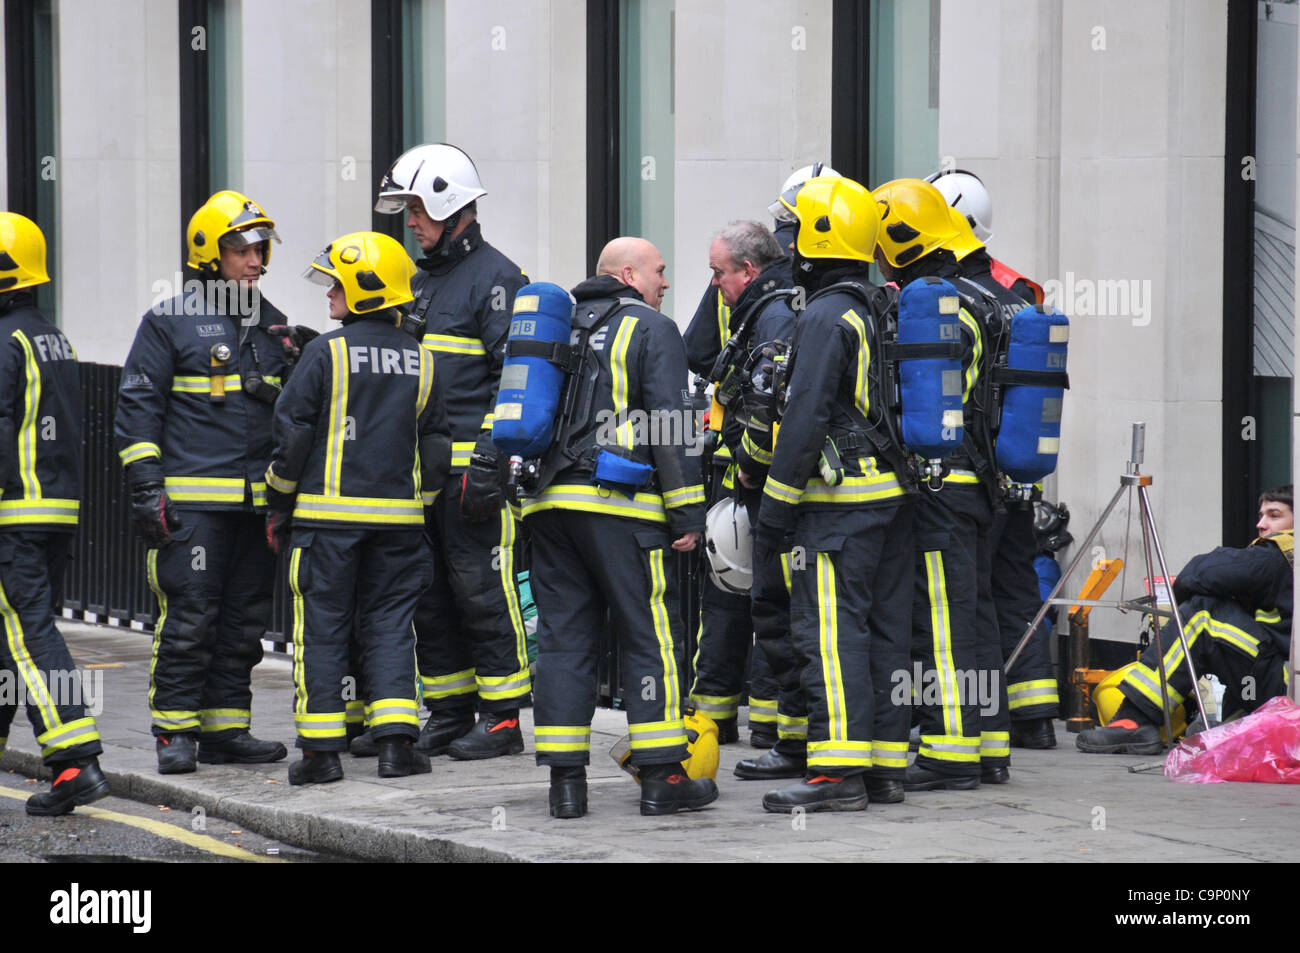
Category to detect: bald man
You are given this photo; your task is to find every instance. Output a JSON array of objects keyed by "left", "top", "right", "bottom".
[{"left": 520, "top": 237, "right": 715, "bottom": 818}]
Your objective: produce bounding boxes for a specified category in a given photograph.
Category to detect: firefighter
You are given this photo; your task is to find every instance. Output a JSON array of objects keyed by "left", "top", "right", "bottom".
[
  {"left": 755, "top": 176, "right": 916, "bottom": 813},
  {"left": 1078, "top": 490, "right": 1293, "bottom": 754},
  {"left": 523, "top": 237, "right": 715, "bottom": 818},
  {"left": 371, "top": 143, "right": 531, "bottom": 760},
  {"left": 265, "top": 231, "right": 451, "bottom": 784},
  {"left": 688, "top": 221, "right": 795, "bottom": 746},
  {"left": 872, "top": 177, "right": 1009, "bottom": 790},
  {"left": 115, "top": 190, "right": 291, "bottom": 774},
  {"left": 0, "top": 212, "right": 108, "bottom": 815}
]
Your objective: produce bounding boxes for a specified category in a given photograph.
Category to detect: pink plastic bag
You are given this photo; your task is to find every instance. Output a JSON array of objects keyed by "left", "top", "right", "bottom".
[{"left": 1164, "top": 695, "right": 1300, "bottom": 783}]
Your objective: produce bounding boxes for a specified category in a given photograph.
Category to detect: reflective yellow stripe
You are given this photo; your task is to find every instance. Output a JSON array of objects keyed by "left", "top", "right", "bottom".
[
  {"left": 0, "top": 498, "right": 79, "bottom": 525},
  {"left": 807, "top": 739, "right": 872, "bottom": 768},
  {"left": 345, "top": 700, "right": 365, "bottom": 725},
  {"left": 747, "top": 697, "right": 778, "bottom": 723},
  {"left": 691, "top": 694, "right": 741, "bottom": 718},
  {"left": 816, "top": 551, "right": 849, "bottom": 741},
  {"left": 663, "top": 484, "right": 705, "bottom": 508},
  {"left": 838, "top": 310, "right": 870, "bottom": 417},
  {"left": 534, "top": 725, "right": 592, "bottom": 752},
  {"left": 800, "top": 467, "right": 905, "bottom": 503},
  {"left": 610, "top": 316, "right": 639, "bottom": 450},
  {"left": 715, "top": 291, "right": 729, "bottom": 350},
  {"left": 119, "top": 441, "right": 162, "bottom": 465},
  {"left": 249, "top": 481, "right": 267, "bottom": 508},
  {"left": 265, "top": 467, "right": 297, "bottom": 494},
  {"left": 763, "top": 477, "right": 802, "bottom": 506},
  {"left": 980, "top": 731, "right": 1010, "bottom": 759},
  {"left": 780, "top": 551, "right": 793, "bottom": 592},
  {"left": 164, "top": 476, "right": 246, "bottom": 503},
  {"left": 521, "top": 483, "right": 668, "bottom": 524},
  {"left": 871, "top": 740, "right": 909, "bottom": 768},
  {"left": 777, "top": 713, "right": 808, "bottom": 739},
  {"left": 957, "top": 307, "right": 982, "bottom": 401},
  {"left": 1256, "top": 608, "right": 1282, "bottom": 624},
  {"left": 146, "top": 549, "right": 167, "bottom": 720},
  {"left": 497, "top": 508, "right": 529, "bottom": 674},
  {"left": 0, "top": 573, "right": 61, "bottom": 733},
  {"left": 12, "top": 330, "right": 41, "bottom": 497},
  {"left": 294, "top": 711, "right": 348, "bottom": 738},
  {"left": 422, "top": 333, "right": 487, "bottom": 356},
  {"left": 293, "top": 493, "right": 424, "bottom": 525},
  {"left": 628, "top": 718, "right": 688, "bottom": 750},
  {"left": 919, "top": 734, "right": 981, "bottom": 763},
  {"left": 648, "top": 549, "right": 681, "bottom": 724},
  {"left": 477, "top": 669, "right": 531, "bottom": 701},
  {"left": 924, "top": 550, "right": 963, "bottom": 736},
  {"left": 199, "top": 708, "right": 250, "bottom": 733},
  {"left": 451, "top": 442, "right": 475, "bottom": 469},
  {"left": 325, "top": 339, "right": 348, "bottom": 497},
  {"left": 365, "top": 697, "right": 420, "bottom": 727},
  {"left": 290, "top": 548, "right": 307, "bottom": 715},
  {"left": 414, "top": 346, "right": 435, "bottom": 498},
  {"left": 421, "top": 668, "right": 476, "bottom": 699},
  {"left": 741, "top": 430, "right": 772, "bottom": 466},
  {"left": 151, "top": 710, "right": 201, "bottom": 732},
  {"left": 172, "top": 374, "right": 241, "bottom": 393},
  {"left": 1007, "top": 678, "right": 1059, "bottom": 710}
]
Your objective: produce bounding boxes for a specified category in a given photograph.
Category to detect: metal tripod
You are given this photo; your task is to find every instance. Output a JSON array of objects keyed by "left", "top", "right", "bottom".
[{"left": 1004, "top": 422, "right": 1213, "bottom": 748}]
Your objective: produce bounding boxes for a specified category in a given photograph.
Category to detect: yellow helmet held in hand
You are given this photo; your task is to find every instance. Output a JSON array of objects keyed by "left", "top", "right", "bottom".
[
  {"left": 871, "top": 177, "right": 984, "bottom": 268},
  {"left": 0, "top": 212, "right": 51, "bottom": 291},
  {"left": 186, "top": 190, "right": 281, "bottom": 273},
  {"left": 304, "top": 231, "right": 416, "bottom": 314},
  {"left": 776, "top": 175, "right": 880, "bottom": 264}
]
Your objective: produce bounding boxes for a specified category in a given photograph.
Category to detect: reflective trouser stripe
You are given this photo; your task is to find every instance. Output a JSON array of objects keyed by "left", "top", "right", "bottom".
[
  {"left": 534, "top": 725, "right": 592, "bottom": 753},
  {"left": 747, "top": 696, "right": 778, "bottom": 725},
  {"left": 365, "top": 697, "right": 420, "bottom": 728},
  {"left": 200, "top": 708, "right": 250, "bottom": 734},
  {"left": 924, "top": 550, "right": 963, "bottom": 736},
  {"left": 777, "top": 713, "right": 808, "bottom": 741},
  {"left": 0, "top": 498, "right": 80, "bottom": 526},
  {"left": 1007, "top": 678, "right": 1059, "bottom": 710},
  {"left": 1123, "top": 610, "right": 1261, "bottom": 710},
  {"left": 422, "top": 668, "right": 476, "bottom": 700},
  {"left": 146, "top": 549, "right": 170, "bottom": 725},
  {"left": 691, "top": 694, "right": 741, "bottom": 720},
  {"left": 152, "top": 710, "right": 201, "bottom": 733},
  {"left": 648, "top": 550, "right": 682, "bottom": 724},
  {"left": 919, "top": 734, "right": 981, "bottom": 763},
  {"left": 816, "top": 552, "right": 848, "bottom": 741},
  {"left": 38, "top": 717, "right": 100, "bottom": 759},
  {"left": 807, "top": 739, "right": 872, "bottom": 769},
  {"left": 478, "top": 669, "right": 531, "bottom": 701},
  {"left": 1256, "top": 608, "right": 1282, "bottom": 624},
  {"left": 980, "top": 731, "right": 1010, "bottom": 759},
  {"left": 497, "top": 507, "right": 530, "bottom": 677},
  {"left": 628, "top": 718, "right": 689, "bottom": 751},
  {"left": 290, "top": 548, "right": 307, "bottom": 714},
  {"left": 295, "top": 712, "right": 348, "bottom": 740},
  {"left": 872, "top": 740, "right": 910, "bottom": 769},
  {"left": 0, "top": 575, "right": 61, "bottom": 732},
  {"left": 345, "top": 699, "right": 365, "bottom": 727}
]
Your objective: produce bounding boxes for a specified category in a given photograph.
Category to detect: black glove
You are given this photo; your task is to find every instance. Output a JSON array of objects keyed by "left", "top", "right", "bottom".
[
  {"left": 130, "top": 482, "right": 182, "bottom": 548},
  {"left": 459, "top": 450, "right": 502, "bottom": 523},
  {"left": 267, "top": 325, "right": 321, "bottom": 366},
  {"left": 265, "top": 510, "right": 292, "bottom": 555},
  {"left": 753, "top": 521, "right": 791, "bottom": 554}
]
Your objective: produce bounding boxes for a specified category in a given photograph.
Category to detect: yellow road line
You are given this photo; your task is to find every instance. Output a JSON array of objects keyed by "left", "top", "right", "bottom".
[{"left": 0, "top": 783, "right": 282, "bottom": 863}]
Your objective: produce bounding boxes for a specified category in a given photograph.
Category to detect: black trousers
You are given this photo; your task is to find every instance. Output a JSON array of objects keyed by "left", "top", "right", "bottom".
[
  {"left": 0, "top": 530, "right": 102, "bottom": 764},
  {"left": 992, "top": 505, "right": 1059, "bottom": 721},
  {"left": 789, "top": 501, "right": 914, "bottom": 776},
  {"left": 146, "top": 510, "right": 272, "bottom": 742},
  {"left": 751, "top": 540, "right": 808, "bottom": 756},
  {"left": 288, "top": 527, "right": 431, "bottom": 751},
  {"left": 528, "top": 510, "right": 690, "bottom": 768},
  {"left": 414, "top": 491, "right": 531, "bottom": 715}
]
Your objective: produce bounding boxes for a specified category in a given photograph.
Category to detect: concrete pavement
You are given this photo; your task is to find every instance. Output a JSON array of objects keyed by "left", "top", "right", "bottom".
[{"left": 2, "top": 620, "right": 1297, "bottom": 863}]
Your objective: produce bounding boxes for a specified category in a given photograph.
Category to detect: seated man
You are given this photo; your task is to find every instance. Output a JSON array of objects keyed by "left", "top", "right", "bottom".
[{"left": 1078, "top": 485, "right": 1293, "bottom": 754}]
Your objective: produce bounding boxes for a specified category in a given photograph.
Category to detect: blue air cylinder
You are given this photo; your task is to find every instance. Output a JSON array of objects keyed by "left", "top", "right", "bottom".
[
  {"left": 996, "top": 304, "right": 1069, "bottom": 483},
  {"left": 492, "top": 281, "right": 575, "bottom": 458},
  {"left": 897, "top": 276, "right": 965, "bottom": 460}
]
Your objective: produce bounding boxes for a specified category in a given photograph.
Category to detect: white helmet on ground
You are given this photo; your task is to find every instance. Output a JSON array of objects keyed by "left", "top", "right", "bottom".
[
  {"left": 705, "top": 498, "right": 754, "bottom": 594},
  {"left": 375, "top": 143, "right": 487, "bottom": 221},
  {"left": 768, "top": 161, "right": 840, "bottom": 222},
  {"left": 925, "top": 168, "right": 993, "bottom": 243}
]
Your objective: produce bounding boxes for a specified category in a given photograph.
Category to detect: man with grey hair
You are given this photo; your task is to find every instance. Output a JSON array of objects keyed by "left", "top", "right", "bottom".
[{"left": 688, "top": 220, "right": 797, "bottom": 757}]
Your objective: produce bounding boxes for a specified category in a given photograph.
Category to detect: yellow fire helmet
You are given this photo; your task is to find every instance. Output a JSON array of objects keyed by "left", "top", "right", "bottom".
[
  {"left": 304, "top": 231, "right": 416, "bottom": 314},
  {"left": 186, "top": 190, "right": 281, "bottom": 273},
  {"left": 609, "top": 711, "right": 721, "bottom": 782},
  {"left": 776, "top": 175, "right": 880, "bottom": 264},
  {"left": 871, "top": 177, "right": 985, "bottom": 268},
  {"left": 0, "top": 212, "right": 51, "bottom": 291},
  {"left": 1094, "top": 662, "right": 1186, "bottom": 742}
]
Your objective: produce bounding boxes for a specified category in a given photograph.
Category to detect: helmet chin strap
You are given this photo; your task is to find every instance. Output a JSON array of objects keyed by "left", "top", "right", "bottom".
[{"left": 428, "top": 208, "right": 464, "bottom": 258}]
